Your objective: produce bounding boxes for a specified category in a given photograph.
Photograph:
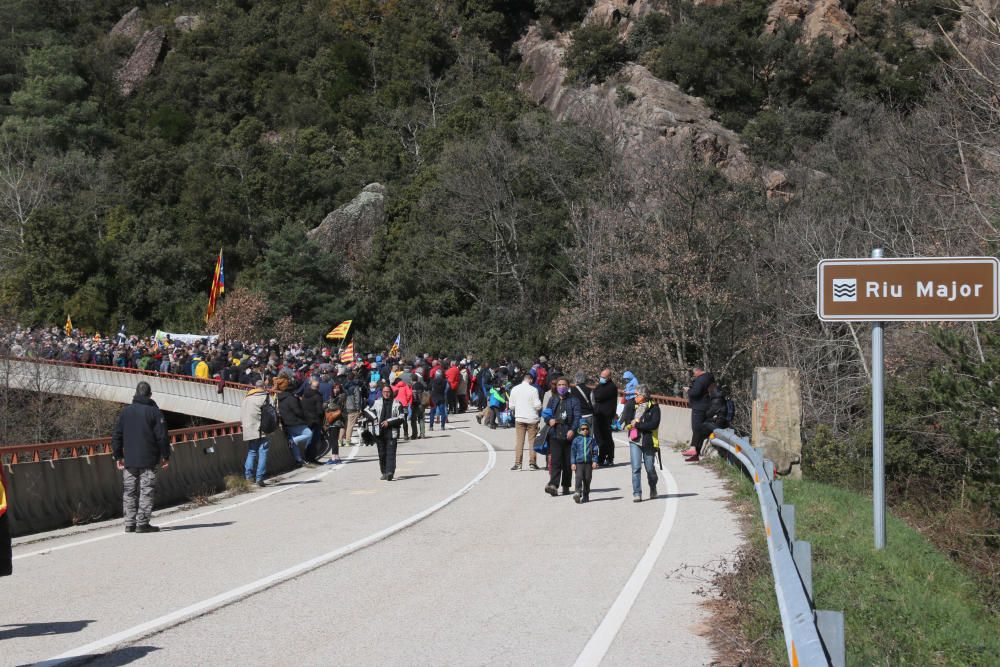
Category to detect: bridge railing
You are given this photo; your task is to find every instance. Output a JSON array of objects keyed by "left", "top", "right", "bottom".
[
  {"left": 710, "top": 428, "right": 845, "bottom": 667},
  {"left": 0, "top": 422, "right": 244, "bottom": 465}
]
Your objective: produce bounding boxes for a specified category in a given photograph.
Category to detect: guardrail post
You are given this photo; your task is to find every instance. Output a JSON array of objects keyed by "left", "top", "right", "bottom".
[
  {"left": 771, "top": 479, "right": 784, "bottom": 505},
  {"left": 793, "top": 539, "right": 812, "bottom": 601},
  {"left": 816, "top": 610, "right": 846, "bottom": 667},
  {"left": 781, "top": 503, "right": 795, "bottom": 544},
  {"left": 763, "top": 459, "right": 775, "bottom": 482}
]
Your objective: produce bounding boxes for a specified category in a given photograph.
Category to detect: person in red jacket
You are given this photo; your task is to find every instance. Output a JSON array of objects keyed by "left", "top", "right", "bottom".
[
  {"left": 392, "top": 376, "right": 414, "bottom": 440},
  {"left": 444, "top": 360, "right": 461, "bottom": 413}
]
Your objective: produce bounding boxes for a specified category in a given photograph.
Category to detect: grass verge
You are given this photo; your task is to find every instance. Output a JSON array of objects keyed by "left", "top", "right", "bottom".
[
  {"left": 715, "top": 462, "right": 1000, "bottom": 666},
  {"left": 224, "top": 474, "right": 254, "bottom": 496}
]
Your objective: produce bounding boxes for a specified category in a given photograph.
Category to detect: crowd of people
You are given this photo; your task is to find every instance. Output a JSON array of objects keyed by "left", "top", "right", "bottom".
[{"left": 2, "top": 325, "right": 735, "bottom": 532}]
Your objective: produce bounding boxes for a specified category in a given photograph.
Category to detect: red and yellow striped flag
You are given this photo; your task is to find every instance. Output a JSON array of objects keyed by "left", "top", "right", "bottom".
[
  {"left": 339, "top": 340, "right": 355, "bottom": 364},
  {"left": 326, "top": 319, "right": 352, "bottom": 340},
  {"left": 205, "top": 248, "right": 225, "bottom": 324}
]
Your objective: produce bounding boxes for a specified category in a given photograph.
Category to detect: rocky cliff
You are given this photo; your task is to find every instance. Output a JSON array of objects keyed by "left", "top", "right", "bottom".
[
  {"left": 307, "top": 183, "right": 387, "bottom": 277},
  {"left": 516, "top": 19, "right": 754, "bottom": 181}
]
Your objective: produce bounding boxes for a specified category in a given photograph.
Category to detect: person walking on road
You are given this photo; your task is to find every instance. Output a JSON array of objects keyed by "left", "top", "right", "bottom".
[
  {"left": 684, "top": 367, "right": 715, "bottom": 462},
  {"left": 241, "top": 380, "right": 271, "bottom": 487},
  {"left": 112, "top": 381, "right": 170, "bottom": 532},
  {"left": 372, "top": 384, "right": 405, "bottom": 480},
  {"left": 325, "top": 382, "right": 346, "bottom": 464},
  {"left": 591, "top": 368, "right": 618, "bottom": 467},
  {"left": 509, "top": 372, "right": 542, "bottom": 470},
  {"left": 626, "top": 385, "right": 661, "bottom": 502},
  {"left": 571, "top": 419, "right": 599, "bottom": 503},
  {"left": 429, "top": 368, "right": 448, "bottom": 431},
  {"left": 544, "top": 377, "right": 581, "bottom": 497},
  {"left": 410, "top": 370, "right": 428, "bottom": 439},
  {"left": 342, "top": 371, "right": 364, "bottom": 448},
  {"left": 621, "top": 370, "right": 639, "bottom": 426}
]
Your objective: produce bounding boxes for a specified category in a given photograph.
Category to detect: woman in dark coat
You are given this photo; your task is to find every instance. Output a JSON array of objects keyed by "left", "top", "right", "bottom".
[
  {"left": 274, "top": 376, "right": 308, "bottom": 466},
  {"left": 300, "top": 378, "right": 326, "bottom": 462}
]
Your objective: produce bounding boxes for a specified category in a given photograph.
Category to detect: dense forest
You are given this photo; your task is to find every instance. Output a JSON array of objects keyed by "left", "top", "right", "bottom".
[{"left": 0, "top": 0, "right": 998, "bottom": 600}]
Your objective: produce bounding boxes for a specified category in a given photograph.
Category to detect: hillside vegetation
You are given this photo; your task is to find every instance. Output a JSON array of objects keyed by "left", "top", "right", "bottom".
[{"left": 0, "top": 0, "right": 997, "bottom": 609}]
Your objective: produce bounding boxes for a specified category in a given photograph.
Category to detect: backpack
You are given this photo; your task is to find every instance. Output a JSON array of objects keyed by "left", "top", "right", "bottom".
[
  {"left": 259, "top": 395, "right": 279, "bottom": 435},
  {"left": 344, "top": 383, "right": 363, "bottom": 412}
]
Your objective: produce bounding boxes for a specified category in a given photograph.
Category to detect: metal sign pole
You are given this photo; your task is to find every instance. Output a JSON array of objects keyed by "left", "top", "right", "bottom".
[{"left": 871, "top": 248, "right": 886, "bottom": 550}]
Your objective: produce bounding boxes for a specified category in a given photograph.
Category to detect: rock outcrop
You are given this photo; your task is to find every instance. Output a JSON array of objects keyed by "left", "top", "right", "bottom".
[
  {"left": 517, "top": 25, "right": 752, "bottom": 180},
  {"left": 110, "top": 7, "right": 142, "bottom": 40},
  {"left": 116, "top": 27, "right": 167, "bottom": 97},
  {"left": 307, "top": 184, "right": 386, "bottom": 275},
  {"left": 174, "top": 15, "right": 203, "bottom": 33},
  {"left": 765, "top": 0, "right": 856, "bottom": 47}
]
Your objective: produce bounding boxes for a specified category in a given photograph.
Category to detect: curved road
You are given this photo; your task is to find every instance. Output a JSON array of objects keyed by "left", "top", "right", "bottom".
[{"left": 4, "top": 414, "right": 741, "bottom": 666}]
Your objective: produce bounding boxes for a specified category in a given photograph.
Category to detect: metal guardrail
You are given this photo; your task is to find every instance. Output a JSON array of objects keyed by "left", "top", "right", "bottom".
[
  {"left": 0, "top": 421, "right": 244, "bottom": 465},
  {"left": 710, "top": 428, "right": 845, "bottom": 667}
]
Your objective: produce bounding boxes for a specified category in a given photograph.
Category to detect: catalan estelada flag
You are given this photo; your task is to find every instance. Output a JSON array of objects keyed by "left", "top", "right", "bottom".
[
  {"left": 388, "top": 334, "right": 400, "bottom": 357},
  {"left": 339, "top": 340, "right": 355, "bottom": 364},
  {"left": 64, "top": 315, "right": 73, "bottom": 336},
  {"left": 326, "top": 319, "right": 352, "bottom": 340},
  {"left": 205, "top": 248, "right": 225, "bottom": 323}
]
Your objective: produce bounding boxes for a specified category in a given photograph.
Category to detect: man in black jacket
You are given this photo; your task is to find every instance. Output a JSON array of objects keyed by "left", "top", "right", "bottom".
[
  {"left": 684, "top": 367, "right": 715, "bottom": 462},
  {"left": 591, "top": 368, "right": 619, "bottom": 467},
  {"left": 112, "top": 382, "right": 170, "bottom": 533}
]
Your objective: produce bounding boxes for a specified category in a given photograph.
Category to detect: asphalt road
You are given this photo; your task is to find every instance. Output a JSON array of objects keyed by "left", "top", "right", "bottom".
[{"left": 4, "top": 413, "right": 742, "bottom": 667}]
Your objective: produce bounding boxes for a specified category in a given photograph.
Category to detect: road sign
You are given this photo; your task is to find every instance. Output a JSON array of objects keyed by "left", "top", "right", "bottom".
[{"left": 817, "top": 256, "right": 999, "bottom": 322}]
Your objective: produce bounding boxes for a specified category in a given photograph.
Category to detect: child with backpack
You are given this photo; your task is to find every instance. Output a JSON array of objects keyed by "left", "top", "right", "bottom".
[{"left": 570, "top": 419, "right": 599, "bottom": 503}]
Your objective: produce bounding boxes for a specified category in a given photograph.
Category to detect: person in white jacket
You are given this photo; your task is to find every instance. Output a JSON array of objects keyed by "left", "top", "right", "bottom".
[{"left": 508, "top": 373, "right": 542, "bottom": 471}]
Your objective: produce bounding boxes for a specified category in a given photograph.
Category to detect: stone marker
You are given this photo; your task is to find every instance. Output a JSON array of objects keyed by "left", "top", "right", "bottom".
[{"left": 752, "top": 367, "right": 802, "bottom": 478}]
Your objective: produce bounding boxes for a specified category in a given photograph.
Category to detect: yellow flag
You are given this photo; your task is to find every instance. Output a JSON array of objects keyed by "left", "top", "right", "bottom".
[
  {"left": 325, "top": 319, "right": 352, "bottom": 340},
  {"left": 64, "top": 315, "right": 73, "bottom": 336}
]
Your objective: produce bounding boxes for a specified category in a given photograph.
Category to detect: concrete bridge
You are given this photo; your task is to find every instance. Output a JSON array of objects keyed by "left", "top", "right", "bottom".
[{"left": 1, "top": 359, "right": 751, "bottom": 667}]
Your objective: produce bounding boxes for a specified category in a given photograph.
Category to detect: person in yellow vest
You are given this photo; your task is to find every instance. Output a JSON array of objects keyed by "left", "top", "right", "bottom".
[{"left": 1, "top": 466, "right": 11, "bottom": 576}]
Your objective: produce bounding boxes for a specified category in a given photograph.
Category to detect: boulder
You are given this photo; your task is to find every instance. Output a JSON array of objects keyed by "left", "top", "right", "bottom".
[
  {"left": 174, "top": 15, "right": 203, "bottom": 33},
  {"left": 116, "top": 27, "right": 166, "bottom": 97},
  {"left": 307, "top": 184, "right": 387, "bottom": 275},
  {"left": 766, "top": 0, "right": 856, "bottom": 47},
  {"left": 110, "top": 7, "right": 142, "bottom": 41},
  {"left": 802, "top": 0, "right": 856, "bottom": 47},
  {"left": 517, "top": 25, "right": 753, "bottom": 180}
]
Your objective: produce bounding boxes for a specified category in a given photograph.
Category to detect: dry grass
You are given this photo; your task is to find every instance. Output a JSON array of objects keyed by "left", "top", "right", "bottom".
[{"left": 224, "top": 474, "right": 254, "bottom": 496}]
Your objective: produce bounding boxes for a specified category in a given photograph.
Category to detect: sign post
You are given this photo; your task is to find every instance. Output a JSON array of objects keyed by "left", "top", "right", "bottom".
[
  {"left": 870, "top": 249, "right": 885, "bottom": 550},
  {"left": 817, "top": 255, "right": 999, "bottom": 550}
]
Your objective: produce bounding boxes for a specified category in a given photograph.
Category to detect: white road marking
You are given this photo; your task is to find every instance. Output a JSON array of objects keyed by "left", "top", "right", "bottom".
[
  {"left": 13, "top": 444, "right": 361, "bottom": 561},
  {"left": 573, "top": 437, "right": 681, "bottom": 667},
  {"left": 34, "top": 431, "right": 496, "bottom": 667}
]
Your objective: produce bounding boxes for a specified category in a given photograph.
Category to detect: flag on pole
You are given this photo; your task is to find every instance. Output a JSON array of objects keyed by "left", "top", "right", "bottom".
[
  {"left": 116, "top": 323, "right": 127, "bottom": 344},
  {"left": 64, "top": 315, "right": 73, "bottom": 336},
  {"left": 205, "top": 248, "right": 225, "bottom": 324},
  {"left": 388, "top": 333, "right": 400, "bottom": 357},
  {"left": 326, "top": 319, "right": 352, "bottom": 340},
  {"left": 339, "top": 340, "right": 355, "bottom": 364}
]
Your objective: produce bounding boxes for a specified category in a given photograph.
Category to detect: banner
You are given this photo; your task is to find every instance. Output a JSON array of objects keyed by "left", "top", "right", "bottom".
[
  {"left": 154, "top": 330, "right": 219, "bottom": 345},
  {"left": 326, "top": 319, "right": 352, "bottom": 340}
]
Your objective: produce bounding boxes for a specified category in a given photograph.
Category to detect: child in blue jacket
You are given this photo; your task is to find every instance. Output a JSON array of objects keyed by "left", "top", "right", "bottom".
[{"left": 570, "top": 419, "right": 599, "bottom": 503}]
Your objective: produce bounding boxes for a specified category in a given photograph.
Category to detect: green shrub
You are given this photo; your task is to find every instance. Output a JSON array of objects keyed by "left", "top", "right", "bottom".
[{"left": 563, "top": 24, "right": 629, "bottom": 84}]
